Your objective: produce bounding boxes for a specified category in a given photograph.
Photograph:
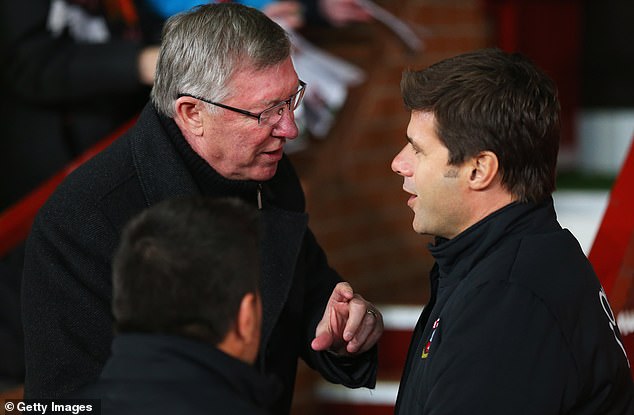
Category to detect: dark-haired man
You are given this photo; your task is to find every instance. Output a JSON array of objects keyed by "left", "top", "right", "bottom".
[
  {"left": 392, "top": 48, "right": 633, "bottom": 414},
  {"left": 77, "top": 197, "right": 274, "bottom": 414}
]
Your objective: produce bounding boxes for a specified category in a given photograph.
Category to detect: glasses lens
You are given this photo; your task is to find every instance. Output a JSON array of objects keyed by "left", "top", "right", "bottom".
[
  {"left": 259, "top": 84, "right": 306, "bottom": 125},
  {"left": 291, "top": 85, "right": 305, "bottom": 111},
  {"left": 260, "top": 101, "right": 287, "bottom": 125}
]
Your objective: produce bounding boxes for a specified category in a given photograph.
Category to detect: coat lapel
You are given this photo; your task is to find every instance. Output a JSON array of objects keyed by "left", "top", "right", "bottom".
[
  {"left": 130, "top": 104, "right": 199, "bottom": 205},
  {"left": 259, "top": 207, "right": 308, "bottom": 350}
]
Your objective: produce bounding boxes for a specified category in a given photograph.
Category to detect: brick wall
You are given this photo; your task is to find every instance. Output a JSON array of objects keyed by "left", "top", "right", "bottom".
[{"left": 289, "top": 0, "right": 492, "bottom": 413}]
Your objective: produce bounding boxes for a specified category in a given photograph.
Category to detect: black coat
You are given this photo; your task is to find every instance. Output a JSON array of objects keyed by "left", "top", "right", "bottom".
[
  {"left": 395, "top": 201, "right": 634, "bottom": 415},
  {"left": 74, "top": 334, "right": 281, "bottom": 415},
  {"left": 22, "top": 103, "right": 377, "bottom": 414}
]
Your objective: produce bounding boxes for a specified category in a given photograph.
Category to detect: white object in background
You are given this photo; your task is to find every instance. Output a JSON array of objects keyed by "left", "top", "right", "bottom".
[
  {"left": 577, "top": 109, "right": 634, "bottom": 175},
  {"left": 287, "top": 28, "right": 366, "bottom": 139},
  {"left": 553, "top": 190, "right": 610, "bottom": 255},
  {"left": 358, "top": 0, "right": 424, "bottom": 52}
]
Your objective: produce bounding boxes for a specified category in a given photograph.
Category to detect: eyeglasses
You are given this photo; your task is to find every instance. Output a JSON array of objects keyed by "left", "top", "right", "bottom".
[{"left": 179, "top": 80, "right": 306, "bottom": 126}]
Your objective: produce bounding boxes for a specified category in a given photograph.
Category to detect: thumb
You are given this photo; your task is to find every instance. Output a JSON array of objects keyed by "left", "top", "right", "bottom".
[{"left": 311, "top": 330, "right": 334, "bottom": 351}]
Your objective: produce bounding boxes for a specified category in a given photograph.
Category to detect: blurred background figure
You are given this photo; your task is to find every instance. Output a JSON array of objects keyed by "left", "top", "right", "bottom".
[
  {"left": 0, "top": 0, "right": 159, "bottom": 211},
  {"left": 140, "top": 0, "right": 371, "bottom": 30}
]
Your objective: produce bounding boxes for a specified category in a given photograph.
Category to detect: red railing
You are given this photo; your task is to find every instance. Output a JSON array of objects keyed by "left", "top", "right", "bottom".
[
  {"left": 588, "top": 136, "right": 634, "bottom": 377},
  {"left": 589, "top": 138, "right": 634, "bottom": 295}
]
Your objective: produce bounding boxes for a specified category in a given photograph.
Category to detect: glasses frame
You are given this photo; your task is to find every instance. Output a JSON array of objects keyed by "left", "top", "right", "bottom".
[{"left": 178, "top": 80, "right": 306, "bottom": 125}]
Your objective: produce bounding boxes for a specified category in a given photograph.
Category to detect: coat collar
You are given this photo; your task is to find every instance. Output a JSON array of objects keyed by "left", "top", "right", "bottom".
[
  {"left": 104, "top": 333, "right": 282, "bottom": 408},
  {"left": 429, "top": 198, "right": 560, "bottom": 284},
  {"left": 129, "top": 103, "right": 199, "bottom": 205}
]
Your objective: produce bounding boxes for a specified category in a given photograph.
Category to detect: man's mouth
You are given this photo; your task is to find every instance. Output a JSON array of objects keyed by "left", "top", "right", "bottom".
[
  {"left": 403, "top": 186, "right": 417, "bottom": 207},
  {"left": 261, "top": 145, "right": 284, "bottom": 159},
  {"left": 407, "top": 194, "right": 417, "bottom": 207}
]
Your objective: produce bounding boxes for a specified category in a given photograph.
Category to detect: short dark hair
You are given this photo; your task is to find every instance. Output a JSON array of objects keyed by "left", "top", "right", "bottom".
[
  {"left": 113, "top": 197, "right": 260, "bottom": 345},
  {"left": 401, "top": 48, "right": 560, "bottom": 203}
]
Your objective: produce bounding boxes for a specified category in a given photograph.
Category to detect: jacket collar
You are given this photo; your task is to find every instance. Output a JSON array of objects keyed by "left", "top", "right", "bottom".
[
  {"left": 429, "top": 198, "right": 560, "bottom": 284},
  {"left": 129, "top": 103, "right": 199, "bottom": 205},
  {"left": 104, "top": 333, "right": 282, "bottom": 408}
]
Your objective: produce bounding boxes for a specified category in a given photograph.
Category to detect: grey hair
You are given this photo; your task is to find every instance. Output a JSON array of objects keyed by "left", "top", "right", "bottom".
[{"left": 151, "top": 3, "right": 291, "bottom": 117}]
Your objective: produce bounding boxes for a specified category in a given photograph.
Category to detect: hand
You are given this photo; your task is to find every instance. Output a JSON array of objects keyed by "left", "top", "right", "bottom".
[
  {"left": 137, "top": 46, "right": 159, "bottom": 86},
  {"left": 318, "top": 0, "right": 373, "bottom": 27},
  {"left": 311, "top": 282, "right": 383, "bottom": 355},
  {"left": 263, "top": 1, "right": 305, "bottom": 30}
]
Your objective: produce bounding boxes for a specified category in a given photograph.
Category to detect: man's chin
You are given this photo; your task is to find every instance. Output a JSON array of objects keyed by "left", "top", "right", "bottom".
[
  {"left": 250, "top": 164, "right": 279, "bottom": 182},
  {"left": 412, "top": 217, "right": 429, "bottom": 236}
]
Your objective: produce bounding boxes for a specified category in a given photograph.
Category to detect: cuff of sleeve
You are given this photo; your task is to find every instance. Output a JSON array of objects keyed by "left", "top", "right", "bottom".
[{"left": 318, "top": 345, "right": 378, "bottom": 388}]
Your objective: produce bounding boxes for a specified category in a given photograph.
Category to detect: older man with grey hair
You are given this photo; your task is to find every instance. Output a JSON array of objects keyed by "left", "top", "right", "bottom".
[{"left": 22, "top": 4, "right": 383, "bottom": 413}]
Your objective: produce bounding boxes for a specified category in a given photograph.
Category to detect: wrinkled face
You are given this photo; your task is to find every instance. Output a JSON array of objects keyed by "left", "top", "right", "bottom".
[
  {"left": 391, "top": 111, "right": 469, "bottom": 239},
  {"left": 195, "top": 57, "right": 300, "bottom": 181}
]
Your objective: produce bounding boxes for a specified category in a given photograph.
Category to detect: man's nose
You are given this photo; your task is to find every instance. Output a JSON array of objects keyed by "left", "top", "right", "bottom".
[
  {"left": 391, "top": 148, "right": 411, "bottom": 176},
  {"left": 272, "top": 107, "right": 298, "bottom": 140}
]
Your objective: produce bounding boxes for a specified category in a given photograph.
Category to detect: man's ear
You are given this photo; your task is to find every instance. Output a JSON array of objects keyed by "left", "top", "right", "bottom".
[
  {"left": 467, "top": 151, "right": 500, "bottom": 191},
  {"left": 173, "top": 96, "right": 204, "bottom": 136},
  {"left": 236, "top": 292, "right": 261, "bottom": 360}
]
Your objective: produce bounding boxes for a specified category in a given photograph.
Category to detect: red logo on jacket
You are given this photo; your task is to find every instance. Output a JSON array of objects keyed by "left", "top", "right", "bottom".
[{"left": 421, "top": 318, "right": 440, "bottom": 359}]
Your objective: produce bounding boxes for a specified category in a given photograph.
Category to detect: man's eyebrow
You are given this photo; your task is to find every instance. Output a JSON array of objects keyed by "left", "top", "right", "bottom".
[
  {"left": 262, "top": 82, "right": 302, "bottom": 107},
  {"left": 406, "top": 135, "right": 424, "bottom": 153},
  {"left": 406, "top": 135, "right": 419, "bottom": 148}
]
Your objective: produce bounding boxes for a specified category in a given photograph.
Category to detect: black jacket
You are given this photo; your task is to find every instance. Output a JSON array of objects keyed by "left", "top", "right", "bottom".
[
  {"left": 395, "top": 201, "right": 634, "bottom": 415},
  {"left": 74, "top": 334, "right": 281, "bottom": 415},
  {"left": 22, "top": 103, "right": 377, "bottom": 414}
]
